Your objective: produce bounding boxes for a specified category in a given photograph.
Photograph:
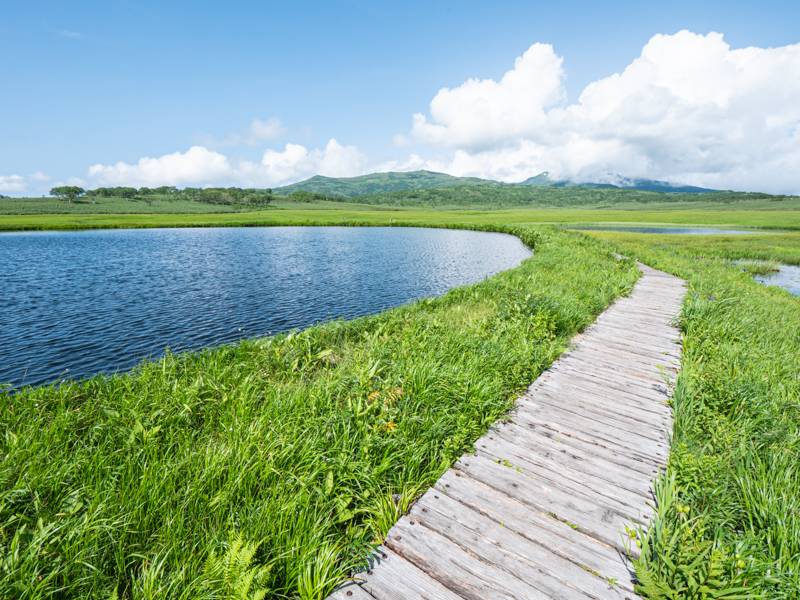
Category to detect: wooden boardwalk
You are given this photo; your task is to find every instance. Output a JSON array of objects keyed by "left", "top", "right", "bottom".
[{"left": 330, "top": 264, "right": 686, "bottom": 600}]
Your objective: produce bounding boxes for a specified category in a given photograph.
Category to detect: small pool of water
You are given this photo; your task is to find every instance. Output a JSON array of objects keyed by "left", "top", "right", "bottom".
[
  {"left": 0, "top": 226, "right": 531, "bottom": 388},
  {"left": 755, "top": 265, "right": 800, "bottom": 296},
  {"left": 568, "top": 226, "right": 762, "bottom": 235}
]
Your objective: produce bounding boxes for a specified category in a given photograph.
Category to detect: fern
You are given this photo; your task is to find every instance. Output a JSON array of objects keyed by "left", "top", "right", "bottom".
[{"left": 202, "top": 533, "right": 271, "bottom": 600}]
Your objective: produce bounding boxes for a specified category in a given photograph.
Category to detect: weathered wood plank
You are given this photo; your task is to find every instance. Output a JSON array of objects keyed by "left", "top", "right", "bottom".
[
  {"left": 476, "top": 432, "right": 654, "bottom": 504},
  {"left": 518, "top": 391, "right": 669, "bottom": 437},
  {"left": 512, "top": 403, "right": 670, "bottom": 461},
  {"left": 454, "top": 454, "right": 638, "bottom": 546},
  {"left": 357, "top": 546, "right": 464, "bottom": 600},
  {"left": 552, "top": 351, "right": 678, "bottom": 379},
  {"left": 487, "top": 422, "right": 660, "bottom": 486},
  {"left": 432, "top": 470, "right": 637, "bottom": 592},
  {"left": 540, "top": 365, "right": 673, "bottom": 403},
  {"left": 528, "top": 380, "right": 670, "bottom": 422},
  {"left": 411, "top": 492, "right": 630, "bottom": 599},
  {"left": 386, "top": 519, "right": 550, "bottom": 599},
  {"left": 505, "top": 420, "right": 662, "bottom": 476}
]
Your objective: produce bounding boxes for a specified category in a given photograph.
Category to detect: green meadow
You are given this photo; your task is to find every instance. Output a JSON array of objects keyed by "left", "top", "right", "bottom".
[
  {"left": 2, "top": 195, "right": 800, "bottom": 598},
  {"left": 2, "top": 203, "right": 800, "bottom": 231}
]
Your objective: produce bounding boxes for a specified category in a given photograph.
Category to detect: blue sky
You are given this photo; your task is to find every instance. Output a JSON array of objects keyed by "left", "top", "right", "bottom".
[{"left": 2, "top": 0, "right": 800, "bottom": 194}]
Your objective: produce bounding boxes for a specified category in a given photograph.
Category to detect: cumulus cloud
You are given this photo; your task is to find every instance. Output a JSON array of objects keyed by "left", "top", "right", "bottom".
[
  {"left": 238, "top": 138, "right": 367, "bottom": 185},
  {"left": 411, "top": 43, "right": 565, "bottom": 148},
  {"left": 0, "top": 172, "right": 53, "bottom": 195},
  {"left": 0, "top": 175, "right": 27, "bottom": 193},
  {"left": 88, "top": 146, "right": 233, "bottom": 187},
  {"left": 406, "top": 31, "right": 800, "bottom": 193},
  {"left": 87, "top": 139, "right": 366, "bottom": 188}
]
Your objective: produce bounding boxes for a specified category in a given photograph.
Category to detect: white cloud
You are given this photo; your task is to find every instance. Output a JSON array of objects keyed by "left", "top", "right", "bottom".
[
  {"left": 238, "top": 138, "right": 367, "bottom": 186},
  {"left": 248, "top": 118, "right": 286, "bottom": 143},
  {"left": 88, "top": 146, "right": 232, "bottom": 187},
  {"left": 0, "top": 175, "right": 27, "bottom": 193},
  {"left": 406, "top": 31, "right": 800, "bottom": 193},
  {"left": 86, "top": 139, "right": 367, "bottom": 188},
  {"left": 0, "top": 172, "right": 53, "bottom": 195},
  {"left": 317, "top": 139, "right": 367, "bottom": 177},
  {"left": 241, "top": 143, "right": 311, "bottom": 183},
  {"left": 411, "top": 43, "right": 565, "bottom": 148}
]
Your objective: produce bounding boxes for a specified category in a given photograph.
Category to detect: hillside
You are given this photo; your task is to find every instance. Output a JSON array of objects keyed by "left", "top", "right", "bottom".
[
  {"left": 274, "top": 170, "right": 500, "bottom": 197},
  {"left": 318, "top": 184, "right": 782, "bottom": 208}
]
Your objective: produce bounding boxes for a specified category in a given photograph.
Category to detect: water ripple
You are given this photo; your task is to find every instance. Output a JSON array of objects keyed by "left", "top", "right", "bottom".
[{"left": 0, "top": 226, "right": 531, "bottom": 388}]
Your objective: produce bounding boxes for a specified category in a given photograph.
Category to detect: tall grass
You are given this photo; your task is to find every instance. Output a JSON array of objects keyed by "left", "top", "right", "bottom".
[
  {"left": 0, "top": 227, "right": 638, "bottom": 598},
  {"left": 598, "top": 232, "right": 800, "bottom": 598}
]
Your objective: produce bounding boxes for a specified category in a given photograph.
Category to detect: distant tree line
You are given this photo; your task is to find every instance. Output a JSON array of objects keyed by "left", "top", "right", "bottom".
[
  {"left": 284, "top": 190, "right": 332, "bottom": 203},
  {"left": 50, "top": 186, "right": 86, "bottom": 202},
  {"left": 48, "top": 186, "right": 274, "bottom": 207}
]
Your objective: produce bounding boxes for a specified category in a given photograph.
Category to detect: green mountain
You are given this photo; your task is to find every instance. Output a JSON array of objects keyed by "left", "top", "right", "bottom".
[
  {"left": 274, "top": 170, "right": 500, "bottom": 198},
  {"left": 276, "top": 169, "right": 717, "bottom": 198}
]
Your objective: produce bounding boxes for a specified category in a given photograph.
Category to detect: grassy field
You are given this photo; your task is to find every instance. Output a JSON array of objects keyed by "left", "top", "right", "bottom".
[
  {"left": 0, "top": 227, "right": 639, "bottom": 598},
  {"left": 3, "top": 185, "right": 800, "bottom": 232},
  {"left": 2, "top": 199, "right": 800, "bottom": 598},
  {"left": 590, "top": 231, "right": 800, "bottom": 266},
  {"left": 333, "top": 184, "right": 800, "bottom": 209},
  {"left": 0, "top": 196, "right": 254, "bottom": 215},
  {"left": 3, "top": 202, "right": 800, "bottom": 231}
]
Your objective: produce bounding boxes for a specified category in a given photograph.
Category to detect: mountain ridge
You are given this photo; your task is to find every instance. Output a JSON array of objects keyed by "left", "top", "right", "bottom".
[
  {"left": 275, "top": 170, "right": 718, "bottom": 197},
  {"left": 275, "top": 170, "right": 502, "bottom": 197}
]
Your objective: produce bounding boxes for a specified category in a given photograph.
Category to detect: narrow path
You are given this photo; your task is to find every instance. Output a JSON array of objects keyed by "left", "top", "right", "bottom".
[{"left": 330, "top": 264, "right": 685, "bottom": 600}]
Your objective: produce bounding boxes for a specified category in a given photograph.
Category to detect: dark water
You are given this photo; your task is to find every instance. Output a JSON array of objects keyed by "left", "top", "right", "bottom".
[
  {"left": 0, "top": 226, "right": 530, "bottom": 388},
  {"left": 755, "top": 265, "right": 800, "bottom": 296},
  {"left": 569, "top": 226, "right": 761, "bottom": 235}
]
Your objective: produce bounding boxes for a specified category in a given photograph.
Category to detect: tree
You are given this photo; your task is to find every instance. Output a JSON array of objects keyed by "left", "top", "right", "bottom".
[{"left": 50, "top": 186, "right": 85, "bottom": 203}]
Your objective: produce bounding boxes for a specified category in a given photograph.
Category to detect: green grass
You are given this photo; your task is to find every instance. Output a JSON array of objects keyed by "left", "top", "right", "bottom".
[
  {"left": 590, "top": 231, "right": 800, "bottom": 599},
  {"left": 587, "top": 231, "right": 800, "bottom": 266},
  {"left": 2, "top": 203, "right": 800, "bottom": 232},
  {"left": 0, "top": 227, "right": 639, "bottom": 598}
]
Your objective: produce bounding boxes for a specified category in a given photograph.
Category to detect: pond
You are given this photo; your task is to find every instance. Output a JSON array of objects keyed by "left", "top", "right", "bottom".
[
  {"left": 568, "top": 225, "right": 762, "bottom": 235},
  {"left": 754, "top": 264, "right": 800, "bottom": 296},
  {"left": 0, "top": 226, "right": 531, "bottom": 388}
]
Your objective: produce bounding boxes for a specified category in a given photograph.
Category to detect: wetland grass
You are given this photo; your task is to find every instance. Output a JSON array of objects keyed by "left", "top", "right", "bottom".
[{"left": 0, "top": 227, "right": 638, "bottom": 598}]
